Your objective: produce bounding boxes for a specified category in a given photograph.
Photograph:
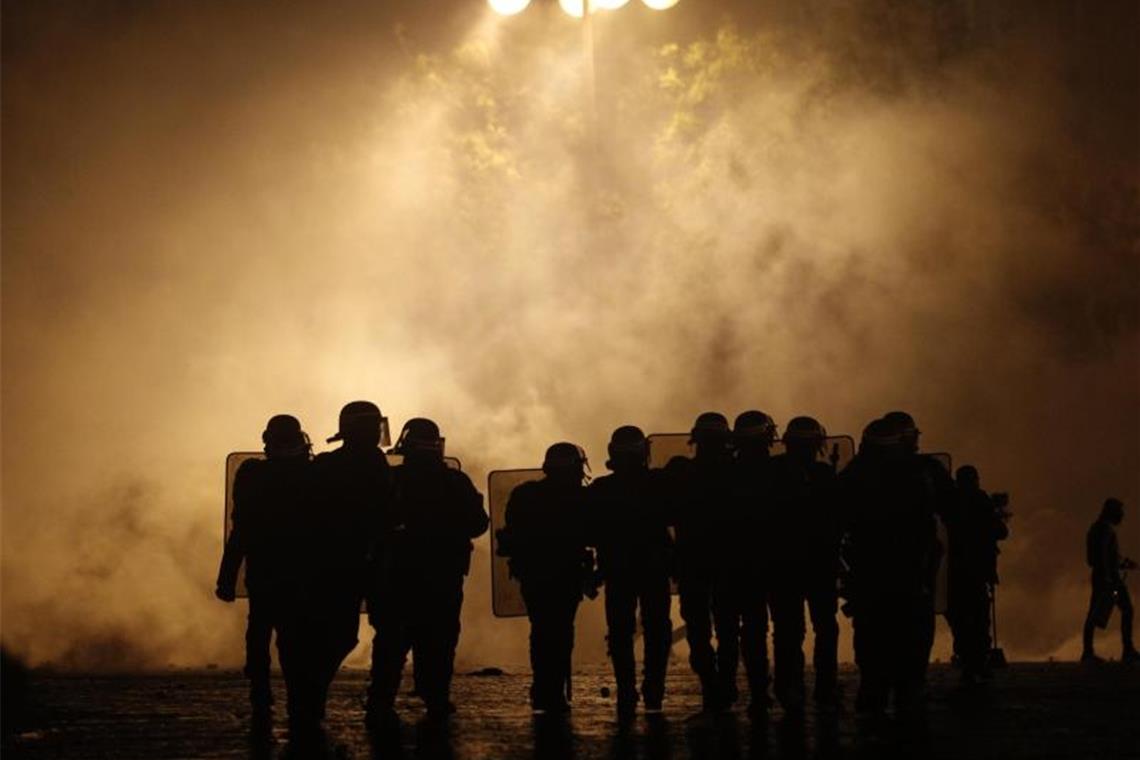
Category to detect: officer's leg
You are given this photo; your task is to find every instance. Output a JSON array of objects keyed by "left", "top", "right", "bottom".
[
  {"left": 712, "top": 580, "right": 742, "bottom": 706},
  {"left": 1119, "top": 585, "right": 1136, "bottom": 655},
  {"left": 245, "top": 593, "right": 274, "bottom": 716},
  {"left": 639, "top": 574, "right": 673, "bottom": 711},
  {"left": 524, "top": 581, "right": 563, "bottom": 711},
  {"left": 853, "top": 603, "right": 887, "bottom": 715},
  {"left": 895, "top": 596, "right": 934, "bottom": 714},
  {"left": 770, "top": 579, "right": 806, "bottom": 710},
  {"left": 807, "top": 578, "right": 839, "bottom": 703},
  {"left": 679, "top": 576, "right": 718, "bottom": 707},
  {"left": 1083, "top": 582, "right": 1101, "bottom": 656},
  {"left": 319, "top": 590, "right": 362, "bottom": 724},
  {"left": 558, "top": 586, "right": 581, "bottom": 708},
  {"left": 415, "top": 578, "right": 464, "bottom": 715},
  {"left": 965, "top": 581, "right": 989, "bottom": 676},
  {"left": 604, "top": 576, "right": 638, "bottom": 712},
  {"left": 275, "top": 599, "right": 309, "bottom": 736},
  {"left": 367, "top": 588, "right": 411, "bottom": 719},
  {"left": 739, "top": 585, "right": 770, "bottom": 711}
]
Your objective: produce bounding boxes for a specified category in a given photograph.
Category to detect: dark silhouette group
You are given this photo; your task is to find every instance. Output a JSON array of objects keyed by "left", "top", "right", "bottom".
[
  {"left": 217, "top": 401, "right": 1134, "bottom": 748},
  {"left": 496, "top": 410, "right": 1016, "bottom": 723},
  {"left": 217, "top": 402, "right": 488, "bottom": 746}
]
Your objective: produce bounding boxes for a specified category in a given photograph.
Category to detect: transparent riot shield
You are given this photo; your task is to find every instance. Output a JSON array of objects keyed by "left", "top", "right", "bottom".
[
  {"left": 927, "top": 452, "right": 953, "bottom": 615},
  {"left": 927, "top": 452, "right": 952, "bottom": 474},
  {"left": 487, "top": 469, "right": 544, "bottom": 618},
  {"left": 223, "top": 452, "right": 262, "bottom": 598},
  {"left": 647, "top": 433, "right": 857, "bottom": 471},
  {"left": 223, "top": 451, "right": 461, "bottom": 599}
]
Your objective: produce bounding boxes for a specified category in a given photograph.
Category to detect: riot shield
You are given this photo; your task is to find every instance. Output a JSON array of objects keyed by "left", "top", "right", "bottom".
[
  {"left": 223, "top": 452, "right": 262, "bottom": 598},
  {"left": 487, "top": 468, "right": 544, "bottom": 618},
  {"left": 927, "top": 452, "right": 952, "bottom": 474},
  {"left": 647, "top": 433, "right": 857, "bottom": 471},
  {"left": 223, "top": 450, "right": 461, "bottom": 599}
]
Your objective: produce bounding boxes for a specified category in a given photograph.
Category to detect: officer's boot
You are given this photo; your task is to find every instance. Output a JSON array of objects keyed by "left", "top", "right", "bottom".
[
  {"left": 641, "top": 617, "right": 672, "bottom": 713},
  {"left": 607, "top": 627, "right": 638, "bottom": 722},
  {"left": 249, "top": 677, "right": 274, "bottom": 729}
]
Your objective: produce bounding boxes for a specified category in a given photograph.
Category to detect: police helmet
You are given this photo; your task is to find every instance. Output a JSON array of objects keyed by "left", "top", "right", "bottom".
[
  {"left": 882, "top": 411, "right": 920, "bottom": 449},
  {"left": 689, "top": 412, "right": 731, "bottom": 445},
  {"left": 262, "top": 414, "right": 311, "bottom": 457},
  {"left": 543, "top": 442, "right": 589, "bottom": 479},
  {"left": 733, "top": 410, "right": 777, "bottom": 445},
  {"left": 606, "top": 425, "right": 648, "bottom": 470},
  {"left": 393, "top": 417, "right": 445, "bottom": 458},
  {"left": 860, "top": 417, "right": 900, "bottom": 450},
  {"left": 783, "top": 416, "right": 827, "bottom": 454},
  {"left": 327, "top": 400, "right": 390, "bottom": 446}
]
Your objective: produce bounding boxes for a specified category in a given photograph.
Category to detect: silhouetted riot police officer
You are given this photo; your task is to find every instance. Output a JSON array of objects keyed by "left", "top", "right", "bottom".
[
  {"left": 839, "top": 416, "right": 940, "bottom": 716},
  {"left": 882, "top": 410, "right": 955, "bottom": 688},
  {"left": 368, "top": 418, "right": 489, "bottom": 726},
  {"left": 586, "top": 426, "right": 673, "bottom": 721},
  {"left": 216, "top": 414, "right": 313, "bottom": 728},
  {"left": 667, "top": 412, "right": 737, "bottom": 714},
  {"left": 768, "top": 416, "right": 841, "bottom": 711},
  {"left": 308, "top": 401, "right": 394, "bottom": 740},
  {"left": 727, "top": 410, "right": 778, "bottom": 716},
  {"left": 1082, "top": 498, "right": 1137, "bottom": 663},
  {"left": 946, "top": 465, "right": 1009, "bottom": 682},
  {"left": 498, "top": 443, "right": 593, "bottom": 714}
]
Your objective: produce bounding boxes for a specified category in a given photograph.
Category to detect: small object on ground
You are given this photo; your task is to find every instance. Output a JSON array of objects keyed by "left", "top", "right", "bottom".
[
  {"left": 600, "top": 686, "right": 611, "bottom": 698},
  {"left": 468, "top": 667, "right": 506, "bottom": 677}
]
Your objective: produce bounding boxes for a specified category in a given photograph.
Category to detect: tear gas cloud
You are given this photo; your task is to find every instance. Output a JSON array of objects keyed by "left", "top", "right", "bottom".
[{"left": 2, "top": 0, "right": 1137, "bottom": 670}]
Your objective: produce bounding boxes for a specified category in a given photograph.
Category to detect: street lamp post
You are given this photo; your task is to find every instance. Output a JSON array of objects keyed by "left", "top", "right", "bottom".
[{"left": 488, "top": 0, "right": 680, "bottom": 239}]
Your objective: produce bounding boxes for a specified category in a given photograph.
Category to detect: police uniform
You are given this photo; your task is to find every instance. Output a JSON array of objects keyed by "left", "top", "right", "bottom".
[
  {"left": 368, "top": 457, "right": 488, "bottom": 718},
  {"left": 501, "top": 476, "right": 591, "bottom": 712},
  {"left": 839, "top": 448, "right": 939, "bottom": 714},
  {"left": 767, "top": 451, "right": 840, "bottom": 708},
  {"left": 587, "top": 466, "right": 673, "bottom": 713},
  {"left": 217, "top": 454, "right": 311, "bottom": 716}
]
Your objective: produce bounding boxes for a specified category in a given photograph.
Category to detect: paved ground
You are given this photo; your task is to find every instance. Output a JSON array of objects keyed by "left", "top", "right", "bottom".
[{"left": 4, "top": 663, "right": 1140, "bottom": 759}]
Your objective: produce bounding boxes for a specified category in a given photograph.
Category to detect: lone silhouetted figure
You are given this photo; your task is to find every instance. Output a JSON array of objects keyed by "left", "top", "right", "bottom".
[
  {"left": 216, "top": 414, "right": 313, "bottom": 729},
  {"left": 667, "top": 412, "right": 737, "bottom": 715},
  {"left": 945, "top": 465, "right": 1008, "bottom": 683},
  {"left": 309, "top": 401, "right": 394, "bottom": 741},
  {"left": 768, "top": 416, "right": 841, "bottom": 712},
  {"left": 368, "top": 418, "right": 488, "bottom": 727},
  {"left": 586, "top": 426, "right": 673, "bottom": 721},
  {"left": 1082, "top": 498, "right": 1137, "bottom": 664},
  {"left": 498, "top": 443, "right": 592, "bottom": 714}
]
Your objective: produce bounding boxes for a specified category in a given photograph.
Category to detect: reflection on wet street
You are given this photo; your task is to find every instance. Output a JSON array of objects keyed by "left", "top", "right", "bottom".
[{"left": 7, "top": 664, "right": 1140, "bottom": 759}]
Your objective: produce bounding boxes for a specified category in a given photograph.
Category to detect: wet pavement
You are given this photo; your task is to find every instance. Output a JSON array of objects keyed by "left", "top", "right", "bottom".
[{"left": 5, "top": 663, "right": 1140, "bottom": 759}]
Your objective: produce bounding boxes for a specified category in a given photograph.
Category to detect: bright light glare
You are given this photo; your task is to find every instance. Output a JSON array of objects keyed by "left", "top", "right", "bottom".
[
  {"left": 641, "top": 0, "right": 680, "bottom": 9},
  {"left": 558, "top": 0, "right": 590, "bottom": 17},
  {"left": 488, "top": 0, "right": 531, "bottom": 15}
]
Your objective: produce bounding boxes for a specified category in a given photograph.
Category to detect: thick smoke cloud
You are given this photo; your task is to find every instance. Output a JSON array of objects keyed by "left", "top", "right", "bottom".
[{"left": 2, "top": 0, "right": 1137, "bottom": 669}]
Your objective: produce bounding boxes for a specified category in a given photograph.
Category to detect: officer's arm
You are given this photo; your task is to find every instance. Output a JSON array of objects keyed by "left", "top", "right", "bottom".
[
  {"left": 457, "top": 473, "right": 489, "bottom": 539},
  {"left": 498, "top": 487, "right": 523, "bottom": 558},
  {"left": 217, "top": 463, "right": 255, "bottom": 601},
  {"left": 216, "top": 529, "right": 242, "bottom": 602}
]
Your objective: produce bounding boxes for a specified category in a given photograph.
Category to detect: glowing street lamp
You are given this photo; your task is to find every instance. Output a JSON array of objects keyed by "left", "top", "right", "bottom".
[
  {"left": 489, "top": 0, "right": 679, "bottom": 16},
  {"left": 488, "top": 0, "right": 532, "bottom": 15}
]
